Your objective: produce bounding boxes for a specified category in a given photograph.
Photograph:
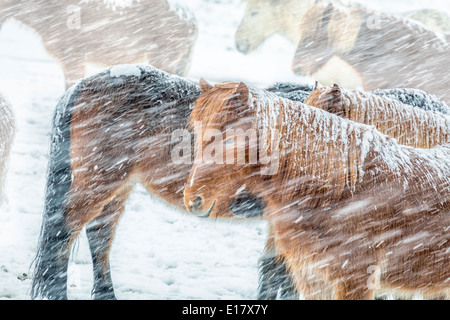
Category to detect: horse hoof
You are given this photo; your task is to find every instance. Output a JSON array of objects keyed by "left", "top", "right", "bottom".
[{"left": 92, "top": 291, "right": 117, "bottom": 300}]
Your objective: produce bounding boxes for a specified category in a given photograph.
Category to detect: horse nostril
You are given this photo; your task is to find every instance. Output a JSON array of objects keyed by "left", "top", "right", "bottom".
[
  {"left": 236, "top": 41, "right": 250, "bottom": 54},
  {"left": 194, "top": 196, "right": 202, "bottom": 209},
  {"left": 188, "top": 196, "right": 215, "bottom": 218},
  {"left": 189, "top": 196, "right": 202, "bottom": 210}
]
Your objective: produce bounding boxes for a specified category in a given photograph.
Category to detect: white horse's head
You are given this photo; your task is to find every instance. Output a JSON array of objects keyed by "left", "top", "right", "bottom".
[{"left": 234, "top": 0, "right": 316, "bottom": 54}]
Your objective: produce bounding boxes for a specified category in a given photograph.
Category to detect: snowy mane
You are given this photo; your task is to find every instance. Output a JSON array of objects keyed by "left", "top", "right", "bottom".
[
  {"left": 305, "top": 85, "right": 450, "bottom": 149},
  {"left": 193, "top": 83, "right": 450, "bottom": 207},
  {"left": 186, "top": 80, "right": 450, "bottom": 299}
]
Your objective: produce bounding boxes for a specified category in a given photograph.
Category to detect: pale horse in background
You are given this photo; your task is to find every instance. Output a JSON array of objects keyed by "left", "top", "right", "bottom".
[
  {"left": 0, "top": 0, "right": 198, "bottom": 89},
  {"left": 235, "top": 0, "right": 450, "bottom": 89}
]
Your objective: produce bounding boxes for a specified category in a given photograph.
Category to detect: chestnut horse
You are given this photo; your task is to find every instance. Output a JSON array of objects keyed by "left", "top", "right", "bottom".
[
  {"left": 305, "top": 84, "right": 450, "bottom": 149},
  {"left": 245, "top": 82, "right": 450, "bottom": 299},
  {"left": 0, "top": 0, "right": 197, "bottom": 88},
  {"left": 292, "top": 3, "right": 450, "bottom": 104},
  {"left": 31, "top": 64, "right": 321, "bottom": 300},
  {"left": 270, "top": 82, "right": 450, "bottom": 115},
  {"left": 0, "top": 94, "right": 15, "bottom": 205},
  {"left": 184, "top": 81, "right": 450, "bottom": 299},
  {"left": 257, "top": 82, "right": 450, "bottom": 299}
]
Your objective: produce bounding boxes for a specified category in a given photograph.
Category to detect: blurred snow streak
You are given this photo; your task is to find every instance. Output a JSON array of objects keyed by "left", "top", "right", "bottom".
[{"left": 0, "top": 0, "right": 448, "bottom": 299}]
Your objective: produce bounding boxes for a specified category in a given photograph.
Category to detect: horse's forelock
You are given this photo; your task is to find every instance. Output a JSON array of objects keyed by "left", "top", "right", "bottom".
[{"left": 189, "top": 82, "right": 249, "bottom": 129}]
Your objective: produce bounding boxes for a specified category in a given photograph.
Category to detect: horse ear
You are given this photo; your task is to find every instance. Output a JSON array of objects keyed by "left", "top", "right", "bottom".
[
  {"left": 314, "top": 81, "right": 323, "bottom": 91},
  {"left": 331, "top": 83, "right": 342, "bottom": 95},
  {"left": 237, "top": 82, "right": 250, "bottom": 104},
  {"left": 199, "top": 78, "right": 213, "bottom": 93},
  {"left": 321, "top": 3, "right": 335, "bottom": 28}
]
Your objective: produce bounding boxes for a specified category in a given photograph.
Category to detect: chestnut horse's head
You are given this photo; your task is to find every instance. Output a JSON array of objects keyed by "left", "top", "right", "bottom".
[
  {"left": 304, "top": 83, "right": 347, "bottom": 116},
  {"left": 184, "top": 79, "right": 279, "bottom": 218}
]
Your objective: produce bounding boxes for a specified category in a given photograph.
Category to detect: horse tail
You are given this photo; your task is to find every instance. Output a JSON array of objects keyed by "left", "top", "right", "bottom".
[
  {"left": 0, "top": 96, "right": 15, "bottom": 205},
  {"left": 31, "top": 82, "right": 82, "bottom": 300}
]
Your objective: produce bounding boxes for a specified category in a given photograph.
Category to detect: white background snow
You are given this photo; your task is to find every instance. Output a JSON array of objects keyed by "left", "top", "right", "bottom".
[{"left": 0, "top": 0, "right": 449, "bottom": 299}]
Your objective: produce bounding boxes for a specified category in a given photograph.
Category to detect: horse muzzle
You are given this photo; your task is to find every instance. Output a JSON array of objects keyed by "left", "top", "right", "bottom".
[
  {"left": 291, "top": 63, "right": 308, "bottom": 77},
  {"left": 236, "top": 40, "right": 251, "bottom": 54},
  {"left": 187, "top": 196, "right": 216, "bottom": 218}
]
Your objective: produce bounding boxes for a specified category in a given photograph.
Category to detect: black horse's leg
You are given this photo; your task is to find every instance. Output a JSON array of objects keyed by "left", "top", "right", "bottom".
[
  {"left": 229, "top": 194, "right": 297, "bottom": 299},
  {"left": 86, "top": 187, "right": 131, "bottom": 300},
  {"left": 257, "top": 225, "right": 297, "bottom": 300}
]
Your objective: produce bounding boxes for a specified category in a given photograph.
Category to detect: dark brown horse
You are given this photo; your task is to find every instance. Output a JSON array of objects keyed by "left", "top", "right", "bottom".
[
  {"left": 31, "top": 65, "right": 202, "bottom": 300},
  {"left": 292, "top": 3, "right": 450, "bottom": 104},
  {"left": 0, "top": 0, "right": 198, "bottom": 88},
  {"left": 184, "top": 81, "right": 450, "bottom": 299}
]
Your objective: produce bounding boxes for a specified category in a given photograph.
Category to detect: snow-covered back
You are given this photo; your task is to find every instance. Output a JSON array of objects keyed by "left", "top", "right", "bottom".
[{"left": 109, "top": 64, "right": 143, "bottom": 78}]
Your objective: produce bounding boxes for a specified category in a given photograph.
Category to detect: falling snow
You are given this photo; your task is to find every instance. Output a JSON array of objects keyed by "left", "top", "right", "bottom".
[{"left": 0, "top": 0, "right": 449, "bottom": 300}]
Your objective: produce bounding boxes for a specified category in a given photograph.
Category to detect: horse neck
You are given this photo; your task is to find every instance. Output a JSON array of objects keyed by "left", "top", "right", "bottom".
[
  {"left": 260, "top": 97, "right": 393, "bottom": 202},
  {"left": 276, "top": 7, "right": 303, "bottom": 44},
  {"left": 343, "top": 9, "right": 448, "bottom": 75},
  {"left": 164, "top": 75, "right": 201, "bottom": 127},
  {"left": 272, "top": 98, "right": 450, "bottom": 208},
  {"left": 279, "top": 0, "right": 345, "bottom": 44},
  {"left": 256, "top": 96, "right": 354, "bottom": 191},
  {"left": 344, "top": 89, "right": 450, "bottom": 148}
]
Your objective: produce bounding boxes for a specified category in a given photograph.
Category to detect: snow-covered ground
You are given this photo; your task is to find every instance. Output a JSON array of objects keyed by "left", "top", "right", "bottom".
[{"left": 0, "top": 0, "right": 448, "bottom": 300}]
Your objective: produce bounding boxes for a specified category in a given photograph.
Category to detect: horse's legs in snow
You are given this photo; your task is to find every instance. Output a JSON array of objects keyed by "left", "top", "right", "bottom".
[
  {"left": 86, "top": 186, "right": 132, "bottom": 300},
  {"left": 257, "top": 224, "right": 297, "bottom": 300}
]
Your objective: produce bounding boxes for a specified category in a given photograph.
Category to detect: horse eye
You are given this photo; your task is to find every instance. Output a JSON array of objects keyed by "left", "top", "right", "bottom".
[{"left": 251, "top": 11, "right": 259, "bottom": 17}]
